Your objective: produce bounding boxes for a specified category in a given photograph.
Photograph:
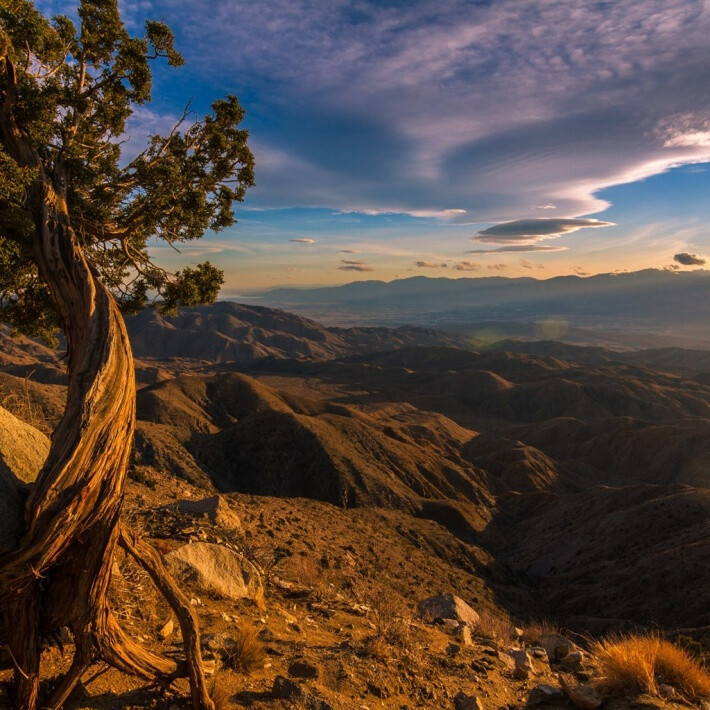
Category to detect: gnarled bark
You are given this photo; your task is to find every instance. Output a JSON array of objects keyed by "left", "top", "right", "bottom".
[{"left": 0, "top": 48, "right": 215, "bottom": 710}]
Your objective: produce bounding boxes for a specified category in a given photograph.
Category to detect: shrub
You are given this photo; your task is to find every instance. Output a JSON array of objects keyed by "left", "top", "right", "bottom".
[
  {"left": 592, "top": 634, "right": 710, "bottom": 701},
  {"left": 209, "top": 677, "right": 233, "bottom": 710},
  {"left": 520, "top": 619, "right": 561, "bottom": 646},
  {"left": 475, "top": 610, "right": 516, "bottom": 644},
  {"left": 221, "top": 624, "right": 266, "bottom": 674}
]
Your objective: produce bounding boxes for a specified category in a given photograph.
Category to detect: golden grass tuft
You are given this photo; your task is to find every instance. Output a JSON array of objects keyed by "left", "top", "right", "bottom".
[
  {"left": 209, "top": 677, "right": 233, "bottom": 710},
  {"left": 591, "top": 634, "right": 710, "bottom": 701},
  {"left": 520, "top": 619, "right": 561, "bottom": 646},
  {"left": 221, "top": 624, "right": 266, "bottom": 674}
]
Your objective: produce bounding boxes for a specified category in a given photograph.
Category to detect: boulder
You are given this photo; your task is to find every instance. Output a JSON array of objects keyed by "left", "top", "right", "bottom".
[
  {"left": 165, "top": 542, "right": 263, "bottom": 602},
  {"left": 0, "top": 405, "right": 50, "bottom": 484},
  {"left": 559, "top": 673, "right": 603, "bottom": 710},
  {"left": 418, "top": 594, "right": 480, "bottom": 628},
  {"left": 167, "top": 495, "right": 241, "bottom": 530},
  {"left": 527, "top": 684, "right": 564, "bottom": 706},
  {"left": 0, "top": 406, "right": 50, "bottom": 553},
  {"left": 540, "top": 633, "right": 573, "bottom": 661}
]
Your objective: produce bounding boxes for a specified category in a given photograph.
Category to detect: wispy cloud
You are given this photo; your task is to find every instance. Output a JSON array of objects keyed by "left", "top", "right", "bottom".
[
  {"left": 472, "top": 218, "right": 615, "bottom": 244},
  {"left": 573, "top": 266, "right": 590, "bottom": 276},
  {"left": 415, "top": 261, "right": 448, "bottom": 268},
  {"left": 289, "top": 238, "right": 316, "bottom": 244},
  {"left": 466, "top": 245, "right": 568, "bottom": 253},
  {"left": 339, "top": 262, "right": 374, "bottom": 272},
  {"left": 520, "top": 259, "right": 544, "bottom": 270},
  {"left": 154, "top": 0, "right": 710, "bottom": 221}
]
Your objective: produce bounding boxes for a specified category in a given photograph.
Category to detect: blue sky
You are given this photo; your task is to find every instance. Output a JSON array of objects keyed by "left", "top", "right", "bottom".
[{"left": 41, "top": 0, "right": 710, "bottom": 290}]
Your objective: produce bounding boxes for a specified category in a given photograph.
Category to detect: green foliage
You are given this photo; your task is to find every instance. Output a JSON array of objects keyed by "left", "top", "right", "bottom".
[{"left": 0, "top": 0, "right": 254, "bottom": 341}]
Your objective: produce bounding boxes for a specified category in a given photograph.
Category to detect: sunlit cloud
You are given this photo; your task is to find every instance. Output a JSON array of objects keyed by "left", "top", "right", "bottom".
[
  {"left": 472, "top": 218, "right": 615, "bottom": 244},
  {"left": 289, "top": 238, "right": 316, "bottom": 244},
  {"left": 452, "top": 261, "right": 480, "bottom": 271},
  {"left": 487, "top": 263, "right": 509, "bottom": 271},
  {"left": 466, "top": 245, "right": 568, "bottom": 254}
]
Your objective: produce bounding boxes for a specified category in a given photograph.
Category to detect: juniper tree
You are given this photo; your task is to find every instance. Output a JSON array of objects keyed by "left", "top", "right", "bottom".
[{"left": 0, "top": 2, "right": 254, "bottom": 708}]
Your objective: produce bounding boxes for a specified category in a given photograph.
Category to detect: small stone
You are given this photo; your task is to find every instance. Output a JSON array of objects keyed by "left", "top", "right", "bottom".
[
  {"left": 658, "top": 684, "right": 676, "bottom": 699},
  {"left": 447, "top": 643, "right": 462, "bottom": 656},
  {"left": 507, "top": 649, "right": 537, "bottom": 679},
  {"left": 454, "top": 691, "right": 484, "bottom": 710},
  {"left": 527, "top": 684, "right": 564, "bottom": 706},
  {"left": 496, "top": 650, "right": 516, "bottom": 671},
  {"left": 454, "top": 623, "right": 473, "bottom": 646},
  {"left": 540, "top": 634, "right": 573, "bottom": 662},
  {"left": 559, "top": 673, "right": 603, "bottom": 710},
  {"left": 560, "top": 650, "right": 584, "bottom": 671},
  {"left": 158, "top": 619, "right": 174, "bottom": 640},
  {"left": 288, "top": 659, "right": 319, "bottom": 679},
  {"left": 273, "top": 675, "right": 304, "bottom": 701}
]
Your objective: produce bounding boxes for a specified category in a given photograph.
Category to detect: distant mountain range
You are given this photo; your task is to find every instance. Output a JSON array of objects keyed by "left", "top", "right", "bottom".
[{"left": 256, "top": 269, "right": 710, "bottom": 348}]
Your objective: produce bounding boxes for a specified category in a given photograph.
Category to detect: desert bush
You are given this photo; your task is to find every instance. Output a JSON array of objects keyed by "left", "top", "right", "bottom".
[
  {"left": 363, "top": 594, "right": 412, "bottom": 660},
  {"left": 475, "top": 610, "right": 516, "bottom": 643},
  {"left": 592, "top": 634, "right": 710, "bottom": 701},
  {"left": 520, "top": 619, "right": 561, "bottom": 646},
  {"left": 221, "top": 624, "right": 266, "bottom": 674}
]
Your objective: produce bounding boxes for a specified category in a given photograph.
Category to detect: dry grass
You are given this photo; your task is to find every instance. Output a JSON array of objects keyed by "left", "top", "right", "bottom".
[
  {"left": 209, "top": 677, "right": 233, "bottom": 710},
  {"left": 0, "top": 380, "right": 49, "bottom": 433},
  {"left": 474, "top": 610, "right": 516, "bottom": 644},
  {"left": 364, "top": 594, "right": 412, "bottom": 660},
  {"left": 520, "top": 619, "right": 561, "bottom": 646},
  {"left": 221, "top": 624, "right": 266, "bottom": 674},
  {"left": 592, "top": 634, "right": 710, "bottom": 701},
  {"left": 252, "top": 583, "right": 266, "bottom": 612}
]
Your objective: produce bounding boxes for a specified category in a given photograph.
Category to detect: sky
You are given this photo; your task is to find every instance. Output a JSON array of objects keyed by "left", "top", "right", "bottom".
[{"left": 40, "top": 0, "right": 710, "bottom": 292}]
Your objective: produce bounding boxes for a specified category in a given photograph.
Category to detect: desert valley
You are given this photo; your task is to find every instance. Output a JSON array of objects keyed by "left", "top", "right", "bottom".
[{"left": 1, "top": 299, "right": 708, "bottom": 708}]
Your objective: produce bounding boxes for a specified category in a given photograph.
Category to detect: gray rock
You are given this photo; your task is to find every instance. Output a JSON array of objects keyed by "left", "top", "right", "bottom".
[
  {"left": 559, "top": 673, "right": 603, "bottom": 710},
  {"left": 496, "top": 650, "right": 516, "bottom": 671},
  {"left": 165, "top": 542, "right": 263, "bottom": 602},
  {"left": 418, "top": 594, "right": 480, "bottom": 628},
  {"left": 540, "top": 633, "right": 573, "bottom": 662},
  {"left": 527, "top": 684, "right": 564, "bottom": 706},
  {"left": 167, "top": 495, "right": 241, "bottom": 530},
  {"left": 507, "top": 649, "right": 537, "bottom": 679}
]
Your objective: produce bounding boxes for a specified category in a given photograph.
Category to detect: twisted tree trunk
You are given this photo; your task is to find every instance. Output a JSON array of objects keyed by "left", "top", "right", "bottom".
[{"left": 0, "top": 167, "right": 214, "bottom": 709}]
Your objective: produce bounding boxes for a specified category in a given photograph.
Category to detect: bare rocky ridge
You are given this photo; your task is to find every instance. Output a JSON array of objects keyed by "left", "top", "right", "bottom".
[{"left": 1, "top": 302, "right": 709, "bottom": 708}]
